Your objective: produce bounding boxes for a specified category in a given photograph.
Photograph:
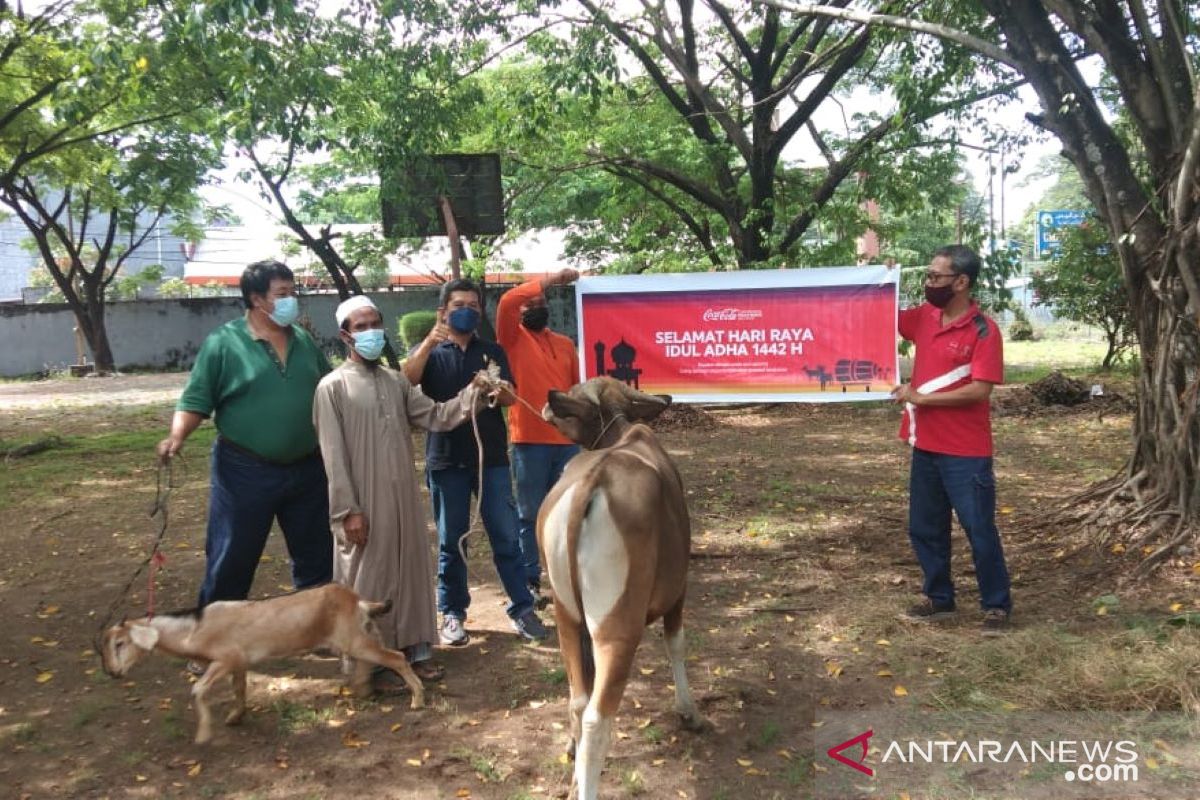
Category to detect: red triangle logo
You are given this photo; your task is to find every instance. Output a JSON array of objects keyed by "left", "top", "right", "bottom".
[{"left": 827, "top": 729, "right": 874, "bottom": 776}]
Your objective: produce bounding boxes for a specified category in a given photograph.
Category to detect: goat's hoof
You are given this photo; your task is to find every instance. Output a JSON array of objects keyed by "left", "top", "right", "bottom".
[
  {"left": 567, "top": 738, "right": 577, "bottom": 760},
  {"left": 194, "top": 733, "right": 213, "bottom": 745},
  {"left": 350, "top": 682, "right": 373, "bottom": 699},
  {"left": 409, "top": 693, "right": 425, "bottom": 710},
  {"left": 225, "top": 711, "right": 245, "bottom": 726}
]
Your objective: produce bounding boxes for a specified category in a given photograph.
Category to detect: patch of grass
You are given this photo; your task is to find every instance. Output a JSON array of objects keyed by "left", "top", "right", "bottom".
[
  {"left": 120, "top": 749, "right": 148, "bottom": 766},
  {"left": 273, "top": 699, "right": 335, "bottom": 735},
  {"left": 620, "top": 768, "right": 646, "bottom": 796},
  {"left": 160, "top": 707, "right": 188, "bottom": 741},
  {"left": 69, "top": 698, "right": 112, "bottom": 729},
  {"left": 450, "top": 745, "right": 508, "bottom": 783},
  {"left": 0, "top": 425, "right": 216, "bottom": 511},
  {"left": 754, "top": 719, "right": 781, "bottom": 749},
  {"left": 541, "top": 666, "right": 567, "bottom": 686},
  {"left": 0, "top": 721, "right": 38, "bottom": 745},
  {"left": 640, "top": 723, "right": 664, "bottom": 744},
  {"left": 927, "top": 624, "right": 1200, "bottom": 712},
  {"left": 783, "top": 752, "right": 813, "bottom": 786}
]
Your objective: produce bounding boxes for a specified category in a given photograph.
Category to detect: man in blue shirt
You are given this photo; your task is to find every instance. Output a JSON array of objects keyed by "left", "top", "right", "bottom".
[{"left": 404, "top": 278, "right": 549, "bottom": 645}]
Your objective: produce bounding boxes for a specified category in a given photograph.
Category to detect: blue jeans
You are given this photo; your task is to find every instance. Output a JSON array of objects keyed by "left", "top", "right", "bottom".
[
  {"left": 512, "top": 443, "right": 580, "bottom": 587},
  {"left": 427, "top": 465, "right": 534, "bottom": 621},
  {"left": 908, "top": 448, "right": 1012, "bottom": 612},
  {"left": 197, "top": 439, "right": 332, "bottom": 607}
]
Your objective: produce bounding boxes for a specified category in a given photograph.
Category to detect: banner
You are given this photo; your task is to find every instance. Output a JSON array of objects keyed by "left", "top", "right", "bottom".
[{"left": 576, "top": 266, "right": 898, "bottom": 403}]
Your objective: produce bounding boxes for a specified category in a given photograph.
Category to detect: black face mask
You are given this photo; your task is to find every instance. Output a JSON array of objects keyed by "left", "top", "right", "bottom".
[
  {"left": 924, "top": 283, "right": 957, "bottom": 308},
  {"left": 521, "top": 306, "right": 550, "bottom": 332}
]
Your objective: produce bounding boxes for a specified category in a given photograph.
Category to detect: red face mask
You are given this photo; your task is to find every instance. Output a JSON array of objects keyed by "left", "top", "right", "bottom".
[{"left": 924, "top": 283, "right": 956, "bottom": 308}]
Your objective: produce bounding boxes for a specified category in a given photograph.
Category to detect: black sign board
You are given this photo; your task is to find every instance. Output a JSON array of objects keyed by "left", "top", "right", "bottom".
[{"left": 381, "top": 154, "right": 505, "bottom": 238}]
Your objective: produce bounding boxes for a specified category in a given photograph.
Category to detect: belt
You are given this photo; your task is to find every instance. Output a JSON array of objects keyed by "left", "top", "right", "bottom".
[{"left": 217, "top": 436, "right": 319, "bottom": 467}]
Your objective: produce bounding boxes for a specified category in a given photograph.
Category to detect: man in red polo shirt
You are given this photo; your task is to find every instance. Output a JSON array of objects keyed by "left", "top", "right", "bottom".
[{"left": 891, "top": 245, "right": 1012, "bottom": 635}]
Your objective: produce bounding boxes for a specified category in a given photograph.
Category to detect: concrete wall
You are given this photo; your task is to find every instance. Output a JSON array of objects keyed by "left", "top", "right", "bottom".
[{"left": 0, "top": 284, "right": 578, "bottom": 377}]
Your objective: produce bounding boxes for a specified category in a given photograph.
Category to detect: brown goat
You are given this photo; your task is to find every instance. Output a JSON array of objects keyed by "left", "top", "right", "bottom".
[
  {"left": 538, "top": 377, "right": 704, "bottom": 799},
  {"left": 100, "top": 584, "right": 423, "bottom": 744}
]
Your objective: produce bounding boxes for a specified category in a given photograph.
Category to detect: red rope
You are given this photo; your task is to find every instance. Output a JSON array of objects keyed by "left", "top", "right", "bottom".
[{"left": 147, "top": 552, "right": 166, "bottom": 618}]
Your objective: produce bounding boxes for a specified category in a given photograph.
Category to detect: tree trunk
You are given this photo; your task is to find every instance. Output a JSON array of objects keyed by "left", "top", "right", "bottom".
[
  {"left": 77, "top": 277, "right": 116, "bottom": 372},
  {"left": 979, "top": 0, "right": 1200, "bottom": 567}
]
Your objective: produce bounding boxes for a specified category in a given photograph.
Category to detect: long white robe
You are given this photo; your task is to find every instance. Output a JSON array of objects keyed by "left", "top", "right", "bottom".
[{"left": 314, "top": 360, "right": 474, "bottom": 651}]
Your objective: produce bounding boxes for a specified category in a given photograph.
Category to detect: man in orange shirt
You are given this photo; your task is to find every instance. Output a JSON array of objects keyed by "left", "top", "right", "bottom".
[{"left": 497, "top": 268, "right": 581, "bottom": 600}]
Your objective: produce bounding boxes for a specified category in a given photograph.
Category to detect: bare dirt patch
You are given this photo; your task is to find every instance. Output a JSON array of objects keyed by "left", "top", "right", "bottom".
[{"left": 1, "top": 377, "right": 1196, "bottom": 799}]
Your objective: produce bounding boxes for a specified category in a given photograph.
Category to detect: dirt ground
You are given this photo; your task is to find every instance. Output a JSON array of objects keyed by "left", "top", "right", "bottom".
[{"left": 0, "top": 375, "right": 1195, "bottom": 799}]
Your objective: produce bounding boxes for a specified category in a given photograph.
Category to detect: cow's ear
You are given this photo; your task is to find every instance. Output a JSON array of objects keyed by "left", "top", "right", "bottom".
[
  {"left": 546, "top": 390, "right": 593, "bottom": 421},
  {"left": 627, "top": 392, "right": 672, "bottom": 422}
]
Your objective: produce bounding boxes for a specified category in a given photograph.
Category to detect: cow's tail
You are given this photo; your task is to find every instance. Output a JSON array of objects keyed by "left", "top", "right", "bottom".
[{"left": 566, "top": 458, "right": 607, "bottom": 691}]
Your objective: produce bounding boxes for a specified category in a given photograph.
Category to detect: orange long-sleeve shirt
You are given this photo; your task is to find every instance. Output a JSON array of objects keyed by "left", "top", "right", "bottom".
[{"left": 497, "top": 279, "right": 580, "bottom": 445}]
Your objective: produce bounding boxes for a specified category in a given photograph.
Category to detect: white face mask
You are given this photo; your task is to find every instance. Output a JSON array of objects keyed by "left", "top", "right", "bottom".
[{"left": 268, "top": 295, "right": 299, "bottom": 326}]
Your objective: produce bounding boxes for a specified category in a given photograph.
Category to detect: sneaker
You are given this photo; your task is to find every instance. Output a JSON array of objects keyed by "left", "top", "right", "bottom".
[
  {"left": 902, "top": 598, "right": 957, "bottom": 621},
  {"left": 186, "top": 659, "right": 208, "bottom": 676},
  {"left": 512, "top": 610, "right": 550, "bottom": 642},
  {"left": 439, "top": 615, "right": 469, "bottom": 647},
  {"left": 981, "top": 608, "right": 1011, "bottom": 637}
]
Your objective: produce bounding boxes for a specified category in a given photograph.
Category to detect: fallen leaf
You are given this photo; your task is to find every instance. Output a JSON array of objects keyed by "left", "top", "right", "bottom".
[
  {"left": 134, "top": 774, "right": 148, "bottom": 782},
  {"left": 1096, "top": 606, "right": 1109, "bottom": 616},
  {"left": 876, "top": 669, "right": 893, "bottom": 678},
  {"left": 342, "top": 732, "right": 370, "bottom": 749},
  {"left": 41, "top": 605, "right": 60, "bottom": 615},
  {"left": 406, "top": 759, "right": 423, "bottom": 767},
  {"left": 1152, "top": 738, "right": 1172, "bottom": 753},
  {"left": 875, "top": 639, "right": 891, "bottom": 647},
  {"left": 736, "top": 758, "right": 754, "bottom": 767},
  {"left": 529, "top": 700, "right": 547, "bottom": 709},
  {"left": 999, "top": 506, "right": 1014, "bottom": 515},
  {"left": 637, "top": 718, "right": 652, "bottom": 729},
  {"left": 639, "top": 667, "right": 655, "bottom": 676},
  {"left": 1146, "top": 757, "right": 1159, "bottom": 770},
  {"left": 35, "top": 671, "right": 53, "bottom": 684},
  {"left": 893, "top": 685, "right": 908, "bottom": 697},
  {"left": 777, "top": 749, "right": 793, "bottom": 760},
  {"left": 1170, "top": 602, "right": 1183, "bottom": 612},
  {"left": 187, "top": 763, "right": 202, "bottom": 778},
  {"left": 456, "top": 790, "right": 471, "bottom": 798},
  {"left": 652, "top": 758, "right": 665, "bottom": 766},
  {"left": 825, "top": 661, "right": 843, "bottom": 678},
  {"left": 390, "top": 723, "right": 404, "bottom": 733},
  {"left": 29, "top": 636, "right": 44, "bottom": 644},
  {"left": 745, "top": 767, "right": 766, "bottom": 776},
  {"left": 1111, "top": 543, "right": 1126, "bottom": 554},
  {"left": 558, "top": 753, "right": 570, "bottom": 765}
]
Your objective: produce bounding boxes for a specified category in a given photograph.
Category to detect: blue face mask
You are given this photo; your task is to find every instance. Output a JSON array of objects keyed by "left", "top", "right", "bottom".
[
  {"left": 268, "top": 295, "right": 299, "bottom": 327},
  {"left": 351, "top": 329, "right": 386, "bottom": 361},
  {"left": 448, "top": 307, "right": 480, "bottom": 334}
]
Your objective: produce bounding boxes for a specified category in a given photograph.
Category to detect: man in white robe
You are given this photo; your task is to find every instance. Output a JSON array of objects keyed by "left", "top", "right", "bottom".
[{"left": 314, "top": 295, "right": 490, "bottom": 690}]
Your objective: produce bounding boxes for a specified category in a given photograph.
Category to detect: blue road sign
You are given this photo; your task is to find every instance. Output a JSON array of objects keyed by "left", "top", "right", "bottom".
[{"left": 1035, "top": 210, "right": 1089, "bottom": 257}]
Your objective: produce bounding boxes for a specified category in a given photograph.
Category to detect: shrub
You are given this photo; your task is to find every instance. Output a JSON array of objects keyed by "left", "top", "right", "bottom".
[{"left": 399, "top": 310, "right": 437, "bottom": 350}]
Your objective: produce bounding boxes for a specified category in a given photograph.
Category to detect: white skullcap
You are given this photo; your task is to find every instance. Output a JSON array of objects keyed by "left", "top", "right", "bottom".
[{"left": 335, "top": 295, "right": 379, "bottom": 326}]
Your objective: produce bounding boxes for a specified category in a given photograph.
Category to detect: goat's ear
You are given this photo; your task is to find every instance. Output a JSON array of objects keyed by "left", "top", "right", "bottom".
[
  {"left": 627, "top": 392, "right": 672, "bottom": 422},
  {"left": 545, "top": 390, "right": 592, "bottom": 422},
  {"left": 128, "top": 624, "right": 159, "bottom": 651}
]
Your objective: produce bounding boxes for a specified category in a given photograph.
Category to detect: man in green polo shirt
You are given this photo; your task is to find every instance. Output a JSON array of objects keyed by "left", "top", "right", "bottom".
[{"left": 157, "top": 260, "right": 334, "bottom": 610}]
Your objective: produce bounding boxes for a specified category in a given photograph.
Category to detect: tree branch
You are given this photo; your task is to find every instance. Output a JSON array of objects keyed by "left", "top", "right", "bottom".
[{"left": 750, "top": 0, "right": 1020, "bottom": 69}]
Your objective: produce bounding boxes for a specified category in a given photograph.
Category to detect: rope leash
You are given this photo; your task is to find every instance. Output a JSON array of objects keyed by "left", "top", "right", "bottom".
[{"left": 93, "top": 457, "right": 185, "bottom": 649}]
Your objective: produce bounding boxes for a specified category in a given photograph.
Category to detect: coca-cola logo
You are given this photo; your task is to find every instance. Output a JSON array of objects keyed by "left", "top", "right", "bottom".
[{"left": 702, "top": 307, "right": 763, "bottom": 322}]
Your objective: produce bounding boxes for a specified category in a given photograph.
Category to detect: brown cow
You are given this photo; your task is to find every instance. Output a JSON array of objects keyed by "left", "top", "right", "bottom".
[{"left": 537, "top": 377, "right": 703, "bottom": 799}]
